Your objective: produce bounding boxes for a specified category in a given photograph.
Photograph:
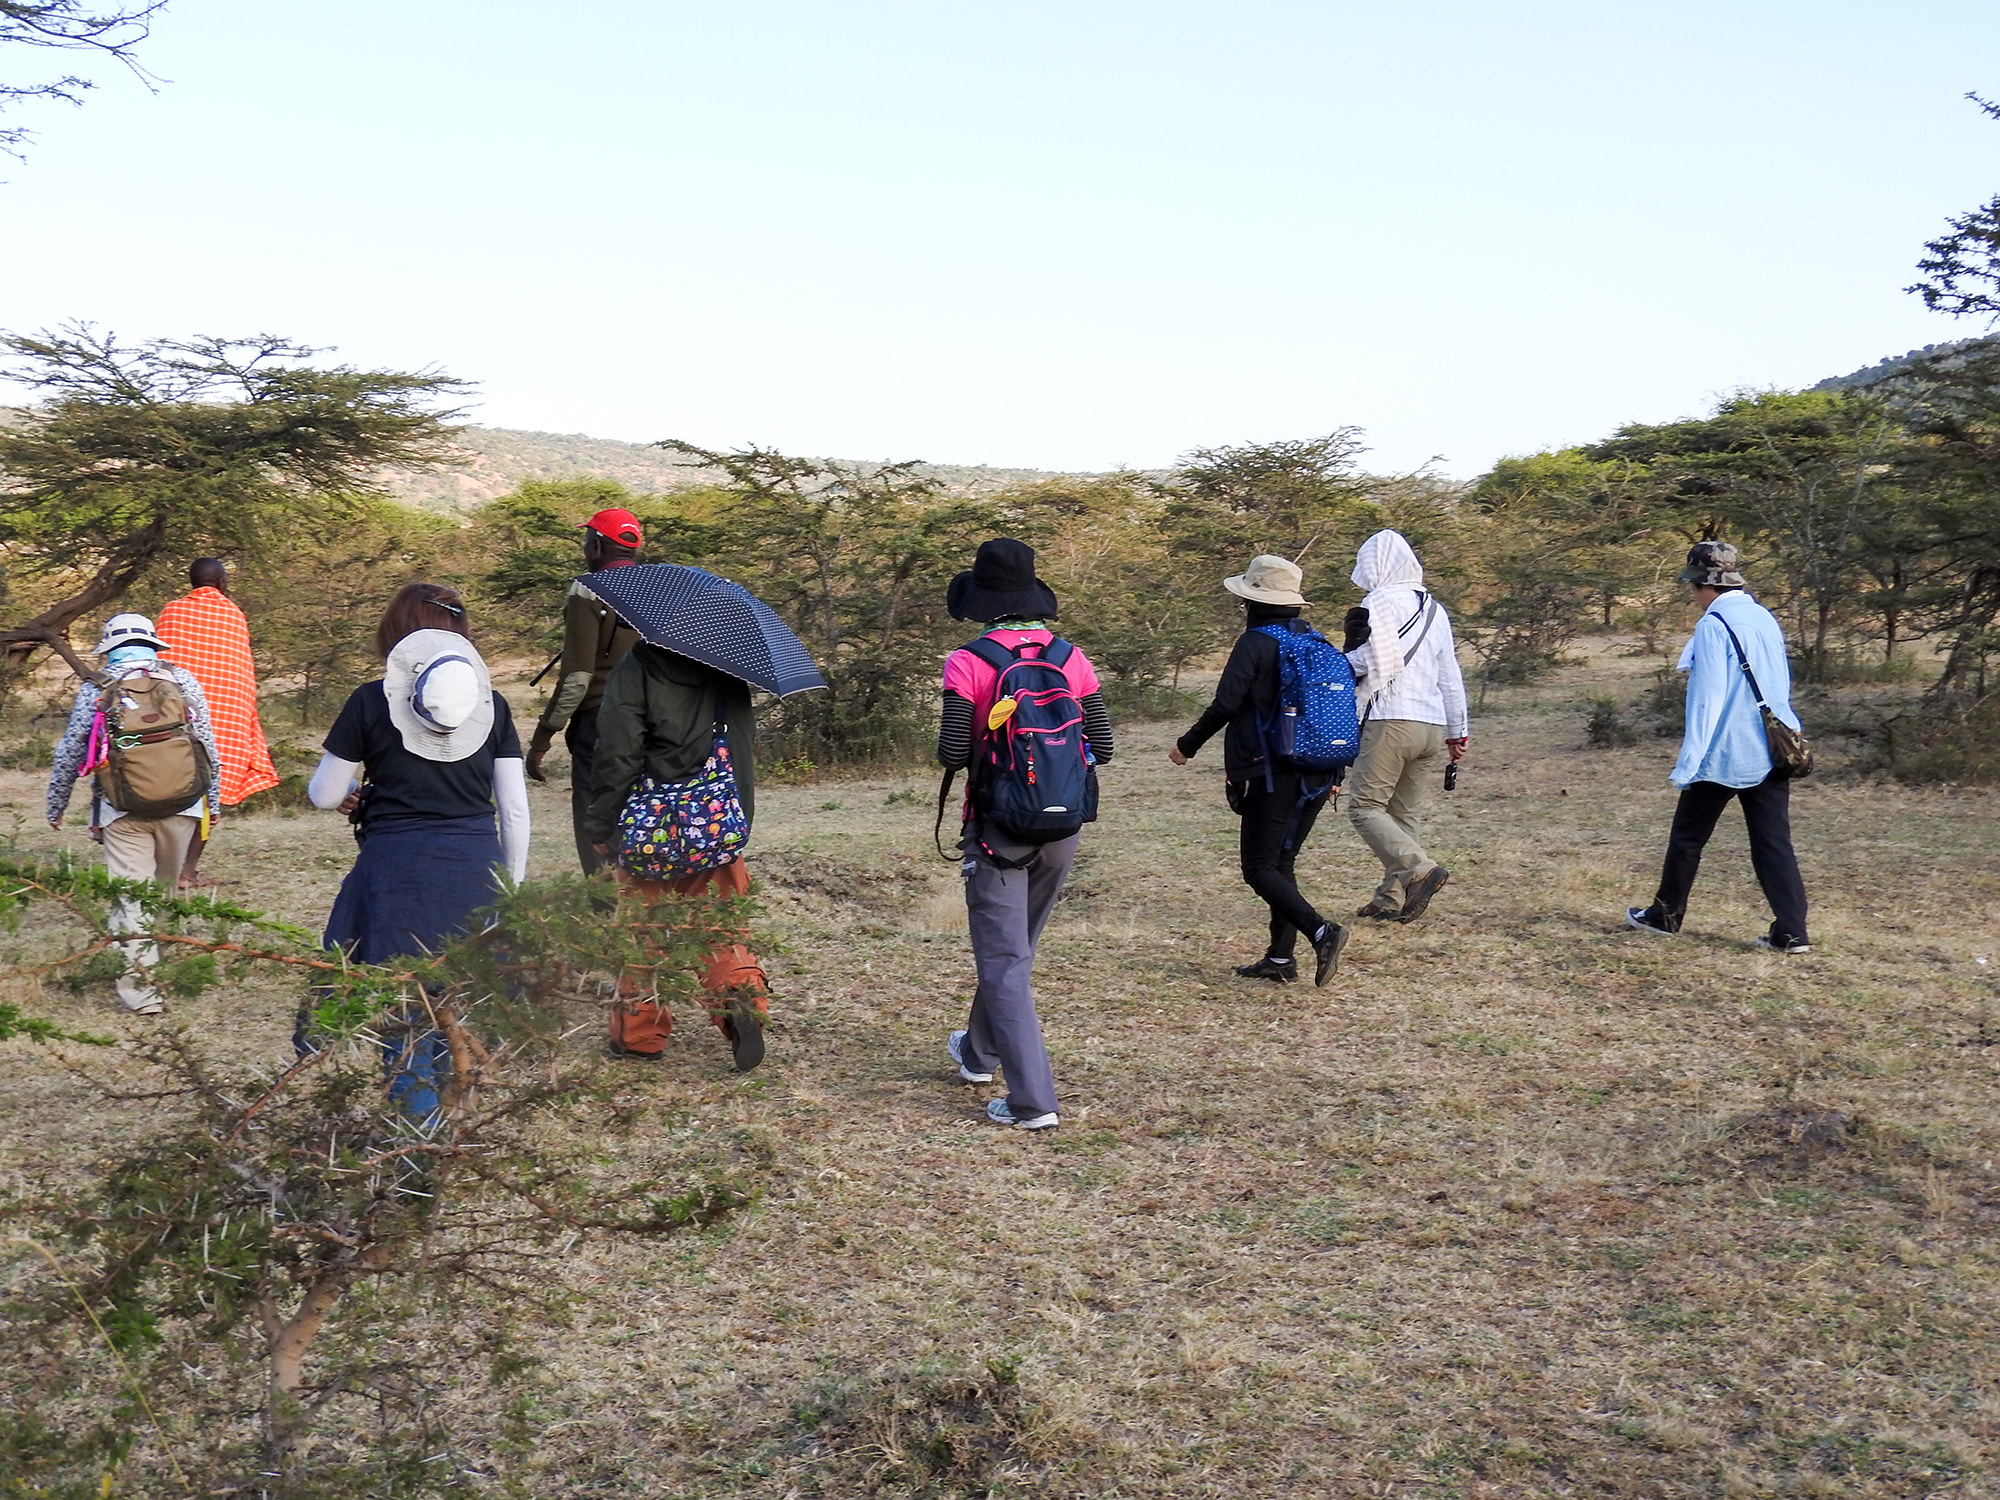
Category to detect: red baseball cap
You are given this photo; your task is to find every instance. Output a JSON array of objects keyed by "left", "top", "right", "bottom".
[{"left": 580, "top": 508, "right": 643, "bottom": 548}]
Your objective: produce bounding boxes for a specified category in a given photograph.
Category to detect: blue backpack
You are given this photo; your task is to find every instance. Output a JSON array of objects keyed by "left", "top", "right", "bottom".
[
  {"left": 1255, "top": 619, "right": 1362, "bottom": 778},
  {"left": 936, "top": 635, "right": 1099, "bottom": 867}
]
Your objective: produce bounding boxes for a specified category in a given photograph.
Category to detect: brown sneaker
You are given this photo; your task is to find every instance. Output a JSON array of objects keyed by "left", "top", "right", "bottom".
[
  {"left": 1355, "top": 899, "right": 1402, "bottom": 921},
  {"left": 1396, "top": 866, "right": 1450, "bottom": 923}
]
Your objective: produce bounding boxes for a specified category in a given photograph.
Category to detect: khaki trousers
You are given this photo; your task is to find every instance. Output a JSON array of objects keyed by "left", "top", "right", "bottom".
[
  {"left": 99, "top": 814, "right": 199, "bottom": 1012},
  {"left": 1346, "top": 719, "right": 1445, "bottom": 906}
]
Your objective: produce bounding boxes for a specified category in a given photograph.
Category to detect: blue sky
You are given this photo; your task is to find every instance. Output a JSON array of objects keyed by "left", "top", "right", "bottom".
[{"left": 3, "top": 0, "right": 1997, "bottom": 476}]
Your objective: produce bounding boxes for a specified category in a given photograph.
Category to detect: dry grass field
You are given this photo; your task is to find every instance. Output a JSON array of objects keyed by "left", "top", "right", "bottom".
[{"left": 2, "top": 641, "right": 1997, "bottom": 1498}]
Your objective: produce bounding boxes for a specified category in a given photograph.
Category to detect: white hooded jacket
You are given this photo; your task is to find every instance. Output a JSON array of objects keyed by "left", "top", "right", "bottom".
[{"left": 1343, "top": 530, "right": 1470, "bottom": 737}]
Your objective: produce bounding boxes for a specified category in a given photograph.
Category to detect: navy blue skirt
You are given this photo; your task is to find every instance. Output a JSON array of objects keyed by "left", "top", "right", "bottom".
[{"left": 323, "top": 814, "right": 505, "bottom": 966}]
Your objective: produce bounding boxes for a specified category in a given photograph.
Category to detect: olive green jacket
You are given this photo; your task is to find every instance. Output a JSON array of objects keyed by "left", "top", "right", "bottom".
[{"left": 585, "top": 644, "right": 755, "bottom": 844}]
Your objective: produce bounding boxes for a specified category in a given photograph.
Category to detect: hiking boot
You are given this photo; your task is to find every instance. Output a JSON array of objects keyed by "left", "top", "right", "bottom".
[
  {"left": 1756, "top": 933, "right": 1813, "bottom": 955},
  {"left": 1396, "top": 866, "right": 1451, "bottom": 923},
  {"left": 1233, "top": 956, "right": 1299, "bottom": 983},
  {"left": 986, "top": 1097, "right": 1059, "bottom": 1130},
  {"left": 723, "top": 1000, "right": 766, "bottom": 1073},
  {"left": 1625, "top": 905, "right": 1677, "bottom": 936},
  {"left": 605, "top": 1039, "right": 664, "bottom": 1061},
  {"left": 1312, "top": 923, "right": 1351, "bottom": 988},
  {"left": 947, "top": 1029, "right": 994, "bottom": 1083},
  {"left": 1355, "top": 898, "right": 1402, "bottom": 921}
]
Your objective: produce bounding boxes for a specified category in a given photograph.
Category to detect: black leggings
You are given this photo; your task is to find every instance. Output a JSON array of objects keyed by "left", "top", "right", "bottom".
[
  {"left": 1651, "top": 774, "right": 1809, "bottom": 943},
  {"left": 1238, "top": 771, "right": 1332, "bottom": 958}
]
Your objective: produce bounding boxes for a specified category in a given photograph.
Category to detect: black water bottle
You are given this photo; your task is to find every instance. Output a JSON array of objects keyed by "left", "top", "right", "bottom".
[{"left": 1443, "top": 761, "right": 1459, "bottom": 791}]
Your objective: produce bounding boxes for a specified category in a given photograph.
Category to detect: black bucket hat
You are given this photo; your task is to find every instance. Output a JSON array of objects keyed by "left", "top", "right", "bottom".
[{"left": 946, "top": 537, "right": 1059, "bottom": 623}]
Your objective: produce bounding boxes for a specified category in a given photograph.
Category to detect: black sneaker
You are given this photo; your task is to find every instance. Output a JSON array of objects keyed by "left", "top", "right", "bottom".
[
  {"left": 1625, "top": 906, "right": 1677, "bottom": 936},
  {"left": 1234, "top": 956, "right": 1300, "bottom": 983},
  {"left": 1755, "top": 933, "right": 1812, "bottom": 955},
  {"left": 605, "top": 1040, "right": 664, "bottom": 1061},
  {"left": 1396, "top": 866, "right": 1450, "bottom": 924},
  {"left": 723, "top": 1000, "right": 766, "bottom": 1073},
  {"left": 1312, "top": 924, "right": 1351, "bottom": 988}
]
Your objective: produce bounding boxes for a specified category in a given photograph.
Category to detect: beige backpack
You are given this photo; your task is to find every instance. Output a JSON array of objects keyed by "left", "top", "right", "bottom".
[{"left": 93, "top": 668, "right": 212, "bottom": 819}]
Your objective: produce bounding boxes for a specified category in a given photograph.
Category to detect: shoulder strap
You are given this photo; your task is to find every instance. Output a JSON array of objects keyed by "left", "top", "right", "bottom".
[
  {"left": 962, "top": 636, "right": 1020, "bottom": 673},
  {"left": 1403, "top": 594, "right": 1439, "bottom": 653},
  {"left": 1712, "top": 614, "right": 1773, "bottom": 712},
  {"left": 1041, "top": 637, "right": 1075, "bottom": 669}
]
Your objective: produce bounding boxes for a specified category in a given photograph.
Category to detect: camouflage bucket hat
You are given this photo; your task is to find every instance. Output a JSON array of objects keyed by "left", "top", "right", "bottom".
[{"left": 1677, "top": 540, "right": 1747, "bottom": 588}]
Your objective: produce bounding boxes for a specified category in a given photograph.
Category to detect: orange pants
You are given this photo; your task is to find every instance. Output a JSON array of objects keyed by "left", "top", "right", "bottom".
[{"left": 609, "top": 856, "right": 769, "bottom": 1056}]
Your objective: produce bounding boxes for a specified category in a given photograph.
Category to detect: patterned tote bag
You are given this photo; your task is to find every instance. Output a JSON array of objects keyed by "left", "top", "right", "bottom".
[{"left": 617, "top": 731, "right": 749, "bottom": 882}]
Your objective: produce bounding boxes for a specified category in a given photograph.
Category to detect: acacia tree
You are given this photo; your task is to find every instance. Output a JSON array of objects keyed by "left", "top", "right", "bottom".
[
  {"left": 656, "top": 440, "right": 1006, "bottom": 764},
  {"left": 1, "top": 860, "right": 747, "bottom": 1492},
  {"left": 0, "top": 325, "right": 468, "bottom": 685},
  {"left": 1583, "top": 390, "right": 1904, "bottom": 680},
  {"left": 0, "top": 0, "right": 167, "bottom": 156}
]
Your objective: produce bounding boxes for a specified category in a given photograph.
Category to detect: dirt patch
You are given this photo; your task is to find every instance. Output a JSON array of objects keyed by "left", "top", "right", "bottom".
[
  {"left": 753, "top": 849, "right": 931, "bottom": 911},
  {"left": 777, "top": 1364, "right": 1095, "bottom": 1498}
]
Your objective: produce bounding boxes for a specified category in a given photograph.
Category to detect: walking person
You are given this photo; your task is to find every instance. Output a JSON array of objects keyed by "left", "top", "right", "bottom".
[
  {"left": 304, "top": 584, "right": 529, "bottom": 1114},
  {"left": 1168, "top": 554, "right": 1352, "bottom": 985},
  {"left": 1343, "top": 530, "right": 1469, "bottom": 923},
  {"left": 937, "top": 538, "right": 1114, "bottom": 1131},
  {"left": 155, "top": 558, "right": 281, "bottom": 888},
  {"left": 585, "top": 633, "right": 769, "bottom": 1071},
  {"left": 46, "top": 614, "right": 222, "bottom": 1015},
  {"left": 1626, "top": 541, "right": 1811, "bottom": 952},
  {"left": 525, "top": 508, "right": 643, "bottom": 874}
]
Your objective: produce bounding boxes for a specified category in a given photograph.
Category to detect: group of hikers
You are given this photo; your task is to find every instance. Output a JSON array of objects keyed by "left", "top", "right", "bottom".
[{"left": 43, "top": 513, "right": 1813, "bottom": 1134}]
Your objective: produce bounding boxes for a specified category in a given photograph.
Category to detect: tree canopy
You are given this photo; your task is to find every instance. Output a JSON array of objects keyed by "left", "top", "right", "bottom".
[{"left": 0, "top": 325, "right": 468, "bottom": 677}]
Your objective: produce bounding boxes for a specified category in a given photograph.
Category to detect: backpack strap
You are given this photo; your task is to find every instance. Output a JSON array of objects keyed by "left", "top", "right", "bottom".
[{"left": 962, "top": 636, "right": 1022, "bottom": 673}]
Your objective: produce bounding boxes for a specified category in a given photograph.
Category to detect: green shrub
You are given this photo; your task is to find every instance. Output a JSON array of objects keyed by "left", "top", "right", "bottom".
[{"left": 1584, "top": 696, "right": 1640, "bottom": 748}]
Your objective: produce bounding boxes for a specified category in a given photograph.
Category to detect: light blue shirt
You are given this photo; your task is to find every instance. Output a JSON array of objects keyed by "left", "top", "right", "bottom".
[{"left": 1670, "top": 590, "right": 1801, "bottom": 790}]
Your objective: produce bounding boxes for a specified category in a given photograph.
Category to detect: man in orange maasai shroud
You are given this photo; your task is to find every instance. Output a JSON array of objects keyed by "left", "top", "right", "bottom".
[{"left": 156, "top": 558, "right": 281, "bottom": 887}]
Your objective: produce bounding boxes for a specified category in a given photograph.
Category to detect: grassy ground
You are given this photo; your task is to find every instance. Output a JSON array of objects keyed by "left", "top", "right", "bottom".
[{"left": 2, "top": 640, "right": 1997, "bottom": 1498}]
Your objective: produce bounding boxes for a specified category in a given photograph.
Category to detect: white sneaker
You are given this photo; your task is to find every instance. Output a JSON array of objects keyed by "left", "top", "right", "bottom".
[
  {"left": 947, "top": 1029, "right": 993, "bottom": 1083},
  {"left": 1755, "top": 935, "right": 1813, "bottom": 955},
  {"left": 986, "top": 1097, "right": 1059, "bottom": 1130}
]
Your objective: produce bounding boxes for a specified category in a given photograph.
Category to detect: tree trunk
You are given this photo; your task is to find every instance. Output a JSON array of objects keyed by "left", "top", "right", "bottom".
[
  {"left": 262, "top": 1269, "right": 353, "bottom": 1472},
  {"left": 1811, "top": 596, "right": 1833, "bottom": 682},
  {"left": 0, "top": 519, "right": 168, "bottom": 670}
]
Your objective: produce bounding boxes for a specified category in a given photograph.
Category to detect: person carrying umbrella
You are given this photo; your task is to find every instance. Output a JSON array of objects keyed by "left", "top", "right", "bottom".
[
  {"left": 580, "top": 563, "right": 826, "bottom": 1072},
  {"left": 524, "top": 508, "right": 644, "bottom": 874}
]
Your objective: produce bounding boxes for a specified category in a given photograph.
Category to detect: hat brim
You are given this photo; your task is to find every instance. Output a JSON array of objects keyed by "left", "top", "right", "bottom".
[
  {"left": 946, "top": 572, "right": 1060, "bottom": 624},
  {"left": 383, "top": 630, "right": 496, "bottom": 763},
  {"left": 93, "top": 630, "right": 167, "bottom": 654},
  {"left": 1224, "top": 575, "right": 1309, "bottom": 607}
]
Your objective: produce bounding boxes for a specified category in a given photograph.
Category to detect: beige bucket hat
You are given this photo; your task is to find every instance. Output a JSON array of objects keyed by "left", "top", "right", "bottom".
[
  {"left": 1223, "top": 554, "right": 1310, "bottom": 607},
  {"left": 383, "top": 628, "right": 495, "bottom": 763}
]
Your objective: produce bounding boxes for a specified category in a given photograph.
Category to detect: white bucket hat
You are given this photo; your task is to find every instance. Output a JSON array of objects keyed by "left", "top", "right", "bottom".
[
  {"left": 383, "top": 629, "right": 495, "bottom": 762},
  {"left": 1223, "top": 554, "right": 1310, "bottom": 607},
  {"left": 92, "top": 612, "right": 168, "bottom": 654}
]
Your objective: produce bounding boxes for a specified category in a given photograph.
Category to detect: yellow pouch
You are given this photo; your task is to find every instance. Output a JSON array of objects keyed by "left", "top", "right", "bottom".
[{"left": 987, "top": 697, "right": 1018, "bottom": 730}]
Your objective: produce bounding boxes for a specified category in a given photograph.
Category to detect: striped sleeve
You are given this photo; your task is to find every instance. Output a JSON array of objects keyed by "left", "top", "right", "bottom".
[
  {"left": 1081, "top": 692, "right": 1114, "bottom": 763},
  {"left": 937, "top": 690, "right": 975, "bottom": 769}
]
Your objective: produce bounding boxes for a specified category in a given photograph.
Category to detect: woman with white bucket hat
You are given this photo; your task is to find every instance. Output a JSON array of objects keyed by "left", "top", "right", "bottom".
[{"left": 302, "top": 584, "right": 528, "bottom": 1117}]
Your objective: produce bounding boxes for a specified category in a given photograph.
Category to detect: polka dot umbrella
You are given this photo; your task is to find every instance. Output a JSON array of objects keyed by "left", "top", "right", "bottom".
[{"left": 576, "top": 564, "right": 826, "bottom": 698}]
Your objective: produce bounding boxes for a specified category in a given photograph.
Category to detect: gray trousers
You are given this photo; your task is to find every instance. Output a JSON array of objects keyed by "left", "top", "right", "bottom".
[{"left": 957, "top": 828, "right": 1077, "bottom": 1119}]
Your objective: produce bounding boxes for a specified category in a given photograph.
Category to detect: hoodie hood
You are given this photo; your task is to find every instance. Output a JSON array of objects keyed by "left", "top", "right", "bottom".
[{"left": 1351, "top": 530, "right": 1424, "bottom": 594}]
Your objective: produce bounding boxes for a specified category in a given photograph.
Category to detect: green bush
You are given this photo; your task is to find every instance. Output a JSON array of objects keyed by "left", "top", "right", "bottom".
[{"left": 1584, "top": 696, "right": 1640, "bottom": 748}]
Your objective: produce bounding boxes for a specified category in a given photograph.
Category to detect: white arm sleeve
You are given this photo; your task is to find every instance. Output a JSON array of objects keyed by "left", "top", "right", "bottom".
[
  {"left": 307, "top": 753, "right": 363, "bottom": 811},
  {"left": 493, "top": 756, "right": 530, "bottom": 883}
]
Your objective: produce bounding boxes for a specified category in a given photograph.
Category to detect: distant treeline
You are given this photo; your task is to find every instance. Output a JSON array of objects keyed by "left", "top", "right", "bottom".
[{"left": 2, "top": 326, "right": 1996, "bottom": 780}]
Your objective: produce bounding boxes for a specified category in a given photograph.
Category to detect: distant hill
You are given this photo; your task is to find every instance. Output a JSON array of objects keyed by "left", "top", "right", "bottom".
[
  {"left": 1809, "top": 340, "right": 1982, "bottom": 392},
  {"left": 378, "top": 426, "right": 1100, "bottom": 511}
]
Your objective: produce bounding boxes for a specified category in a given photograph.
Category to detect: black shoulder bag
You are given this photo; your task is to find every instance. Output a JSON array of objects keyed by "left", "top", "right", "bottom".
[{"left": 1714, "top": 616, "right": 1814, "bottom": 781}]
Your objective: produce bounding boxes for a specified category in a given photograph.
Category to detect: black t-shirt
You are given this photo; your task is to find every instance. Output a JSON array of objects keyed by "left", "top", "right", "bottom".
[{"left": 324, "top": 680, "right": 522, "bottom": 823}]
